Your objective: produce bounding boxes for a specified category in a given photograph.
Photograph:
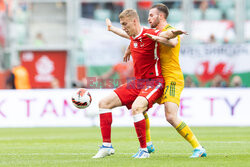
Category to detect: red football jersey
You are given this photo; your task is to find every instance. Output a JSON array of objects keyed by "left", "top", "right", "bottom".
[{"left": 130, "top": 27, "right": 162, "bottom": 79}]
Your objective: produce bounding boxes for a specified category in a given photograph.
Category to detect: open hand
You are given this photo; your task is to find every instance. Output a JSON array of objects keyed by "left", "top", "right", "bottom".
[
  {"left": 171, "top": 30, "right": 188, "bottom": 37},
  {"left": 106, "top": 18, "right": 112, "bottom": 31},
  {"left": 144, "top": 33, "right": 158, "bottom": 41}
]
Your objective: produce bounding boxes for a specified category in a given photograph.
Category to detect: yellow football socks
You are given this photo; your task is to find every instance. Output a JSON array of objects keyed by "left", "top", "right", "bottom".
[
  {"left": 144, "top": 113, "right": 151, "bottom": 144},
  {"left": 176, "top": 121, "right": 200, "bottom": 148}
]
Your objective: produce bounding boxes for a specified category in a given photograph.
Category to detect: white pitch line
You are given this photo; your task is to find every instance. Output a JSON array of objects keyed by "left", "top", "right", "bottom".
[
  {"left": 0, "top": 152, "right": 249, "bottom": 156},
  {"left": 0, "top": 137, "right": 83, "bottom": 140},
  {"left": 202, "top": 141, "right": 250, "bottom": 144},
  {"left": 156, "top": 141, "right": 250, "bottom": 144},
  {"left": 0, "top": 138, "right": 249, "bottom": 144}
]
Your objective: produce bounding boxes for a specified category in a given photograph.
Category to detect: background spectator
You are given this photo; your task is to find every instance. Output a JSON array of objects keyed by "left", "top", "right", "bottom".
[
  {"left": 6, "top": 61, "right": 31, "bottom": 89},
  {"left": 207, "top": 34, "right": 216, "bottom": 43},
  {"left": 230, "top": 75, "right": 243, "bottom": 87},
  {"left": 50, "top": 77, "right": 60, "bottom": 88},
  {"left": 210, "top": 74, "right": 227, "bottom": 87},
  {"left": 184, "top": 75, "right": 198, "bottom": 87},
  {"left": 34, "top": 32, "right": 46, "bottom": 46}
]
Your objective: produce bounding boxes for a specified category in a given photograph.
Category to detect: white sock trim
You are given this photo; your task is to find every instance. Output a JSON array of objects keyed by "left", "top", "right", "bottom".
[
  {"left": 103, "top": 142, "right": 112, "bottom": 147},
  {"left": 133, "top": 113, "right": 144, "bottom": 123},
  {"left": 99, "top": 108, "right": 112, "bottom": 114},
  {"left": 141, "top": 147, "right": 148, "bottom": 151},
  {"left": 195, "top": 146, "right": 202, "bottom": 149}
]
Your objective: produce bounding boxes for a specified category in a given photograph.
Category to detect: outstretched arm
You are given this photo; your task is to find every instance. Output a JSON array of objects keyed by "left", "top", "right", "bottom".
[
  {"left": 145, "top": 33, "right": 177, "bottom": 47},
  {"left": 145, "top": 29, "right": 188, "bottom": 47},
  {"left": 160, "top": 29, "right": 188, "bottom": 40},
  {"left": 106, "top": 18, "right": 130, "bottom": 39}
]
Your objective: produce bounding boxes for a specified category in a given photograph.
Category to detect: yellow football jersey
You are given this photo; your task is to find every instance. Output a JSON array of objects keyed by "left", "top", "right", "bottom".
[
  {"left": 159, "top": 24, "right": 184, "bottom": 82},
  {"left": 157, "top": 24, "right": 184, "bottom": 106}
]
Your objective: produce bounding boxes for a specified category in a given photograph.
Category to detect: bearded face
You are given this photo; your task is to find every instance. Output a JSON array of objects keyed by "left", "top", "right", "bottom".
[
  {"left": 148, "top": 8, "right": 161, "bottom": 28},
  {"left": 150, "top": 16, "right": 160, "bottom": 28}
]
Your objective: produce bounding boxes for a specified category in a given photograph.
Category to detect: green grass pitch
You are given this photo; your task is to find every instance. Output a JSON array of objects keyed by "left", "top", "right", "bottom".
[{"left": 0, "top": 127, "right": 249, "bottom": 167}]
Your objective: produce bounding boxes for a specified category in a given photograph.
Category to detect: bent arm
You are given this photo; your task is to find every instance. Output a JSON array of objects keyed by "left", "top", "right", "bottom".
[
  {"left": 145, "top": 33, "right": 178, "bottom": 47},
  {"left": 158, "top": 29, "right": 187, "bottom": 47},
  {"left": 106, "top": 18, "right": 130, "bottom": 39},
  {"left": 159, "top": 37, "right": 179, "bottom": 48},
  {"left": 160, "top": 29, "right": 187, "bottom": 40},
  {"left": 123, "top": 45, "right": 131, "bottom": 62}
]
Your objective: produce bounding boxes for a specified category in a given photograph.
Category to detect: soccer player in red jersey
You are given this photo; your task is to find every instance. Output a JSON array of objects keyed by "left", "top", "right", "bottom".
[
  {"left": 107, "top": 4, "right": 207, "bottom": 158},
  {"left": 93, "top": 9, "right": 167, "bottom": 159}
]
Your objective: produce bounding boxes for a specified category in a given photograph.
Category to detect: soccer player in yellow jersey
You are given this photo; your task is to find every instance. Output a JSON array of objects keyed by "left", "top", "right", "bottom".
[
  {"left": 145, "top": 3, "right": 207, "bottom": 158},
  {"left": 107, "top": 4, "right": 207, "bottom": 158}
]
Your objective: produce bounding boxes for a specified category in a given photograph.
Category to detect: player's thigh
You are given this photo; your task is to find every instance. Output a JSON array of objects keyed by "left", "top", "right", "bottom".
[
  {"left": 161, "top": 79, "right": 184, "bottom": 106},
  {"left": 139, "top": 79, "right": 164, "bottom": 109},
  {"left": 131, "top": 96, "right": 148, "bottom": 115},
  {"left": 114, "top": 82, "right": 139, "bottom": 109},
  {"left": 99, "top": 92, "right": 122, "bottom": 109}
]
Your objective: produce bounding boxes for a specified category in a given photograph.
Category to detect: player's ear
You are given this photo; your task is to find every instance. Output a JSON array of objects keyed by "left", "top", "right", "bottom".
[
  {"left": 133, "top": 18, "right": 136, "bottom": 24},
  {"left": 159, "top": 13, "right": 164, "bottom": 19}
]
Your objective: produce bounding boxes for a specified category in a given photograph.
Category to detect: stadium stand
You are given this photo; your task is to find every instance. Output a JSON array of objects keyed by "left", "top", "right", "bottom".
[
  {"left": 217, "top": 0, "right": 234, "bottom": 13},
  {"left": 168, "top": 8, "right": 182, "bottom": 23},
  {"left": 204, "top": 8, "right": 223, "bottom": 20},
  {"left": 225, "top": 8, "right": 235, "bottom": 21},
  {"left": 192, "top": 9, "right": 203, "bottom": 20}
]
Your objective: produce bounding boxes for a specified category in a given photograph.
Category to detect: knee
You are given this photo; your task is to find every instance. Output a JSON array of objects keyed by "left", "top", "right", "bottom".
[
  {"left": 131, "top": 104, "right": 146, "bottom": 115},
  {"left": 165, "top": 107, "right": 177, "bottom": 124},
  {"left": 165, "top": 114, "right": 175, "bottom": 124},
  {"left": 99, "top": 99, "right": 112, "bottom": 109}
]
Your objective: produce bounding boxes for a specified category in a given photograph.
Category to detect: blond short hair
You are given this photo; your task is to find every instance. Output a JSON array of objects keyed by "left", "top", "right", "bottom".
[{"left": 119, "top": 9, "right": 139, "bottom": 21}]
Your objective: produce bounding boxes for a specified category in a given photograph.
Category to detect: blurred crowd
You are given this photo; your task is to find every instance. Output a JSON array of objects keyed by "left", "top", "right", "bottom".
[
  {"left": 1, "top": 56, "right": 245, "bottom": 89},
  {"left": 73, "top": 68, "right": 245, "bottom": 89},
  {"left": 184, "top": 74, "right": 244, "bottom": 88},
  {"left": 81, "top": 0, "right": 242, "bottom": 22}
]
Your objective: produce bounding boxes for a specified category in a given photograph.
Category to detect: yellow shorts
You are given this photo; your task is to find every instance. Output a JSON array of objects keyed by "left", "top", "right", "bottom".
[{"left": 157, "top": 77, "right": 184, "bottom": 106}]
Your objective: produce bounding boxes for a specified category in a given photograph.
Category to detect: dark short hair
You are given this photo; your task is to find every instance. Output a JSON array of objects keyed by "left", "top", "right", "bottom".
[{"left": 151, "top": 3, "right": 169, "bottom": 19}]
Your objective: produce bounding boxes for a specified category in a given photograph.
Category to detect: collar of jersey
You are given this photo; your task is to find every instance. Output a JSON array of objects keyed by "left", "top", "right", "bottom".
[
  {"left": 132, "top": 27, "right": 143, "bottom": 39},
  {"left": 164, "top": 24, "right": 170, "bottom": 30}
]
